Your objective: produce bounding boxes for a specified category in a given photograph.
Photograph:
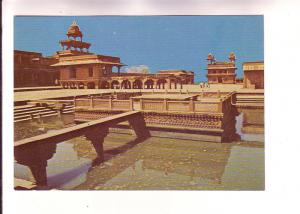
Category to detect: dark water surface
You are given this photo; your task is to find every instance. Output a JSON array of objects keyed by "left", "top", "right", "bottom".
[{"left": 14, "top": 110, "right": 264, "bottom": 190}]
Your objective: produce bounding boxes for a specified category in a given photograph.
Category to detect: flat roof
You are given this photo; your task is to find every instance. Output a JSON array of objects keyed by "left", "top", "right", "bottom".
[{"left": 51, "top": 60, "right": 126, "bottom": 67}]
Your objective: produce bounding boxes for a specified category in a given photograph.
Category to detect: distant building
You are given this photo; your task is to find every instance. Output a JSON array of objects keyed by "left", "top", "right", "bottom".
[
  {"left": 51, "top": 21, "right": 194, "bottom": 89},
  {"left": 243, "top": 61, "right": 264, "bottom": 89},
  {"left": 206, "top": 53, "right": 237, "bottom": 84},
  {"left": 14, "top": 50, "right": 59, "bottom": 88}
]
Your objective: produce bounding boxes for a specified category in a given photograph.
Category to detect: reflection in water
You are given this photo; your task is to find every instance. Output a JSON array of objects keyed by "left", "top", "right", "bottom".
[{"left": 14, "top": 110, "right": 264, "bottom": 190}]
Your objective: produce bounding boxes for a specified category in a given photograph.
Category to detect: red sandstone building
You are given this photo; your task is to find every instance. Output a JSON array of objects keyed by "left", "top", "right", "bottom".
[
  {"left": 51, "top": 21, "right": 194, "bottom": 89},
  {"left": 206, "top": 53, "right": 237, "bottom": 84},
  {"left": 243, "top": 61, "right": 264, "bottom": 89},
  {"left": 14, "top": 50, "right": 59, "bottom": 87}
]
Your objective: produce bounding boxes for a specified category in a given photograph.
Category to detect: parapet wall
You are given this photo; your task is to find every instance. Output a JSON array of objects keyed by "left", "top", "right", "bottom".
[{"left": 74, "top": 92, "right": 238, "bottom": 142}]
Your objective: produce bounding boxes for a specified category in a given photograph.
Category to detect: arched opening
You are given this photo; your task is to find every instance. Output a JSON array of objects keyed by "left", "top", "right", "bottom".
[
  {"left": 176, "top": 79, "right": 183, "bottom": 89},
  {"left": 157, "top": 79, "right": 167, "bottom": 89},
  {"left": 78, "top": 82, "right": 85, "bottom": 89},
  {"left": 170, "top": 79, "right": 178, "bottom": 89},
  {"left": 100, "top": 81, "right": 110, "bottom": 89},
  {"left": 144, "top": 79, "right": 154, "bottom": 89},
  {"left": 132, "top": 79, "right": 143, "bottom": 89},
  {"left": 63, "top": 83, "right": 68, "bottom": 89},
  {"left": 121, "top": 80, "right": 131, "bottom": 89},
  {"left": 69, "top": 82, "right": 74, "bottom": 89},
  {"left": 87, "top": 82, "right": 95, "bottom": 89},
  {"left": 111, "top": 80, "right": 120, "bottom": 89}
]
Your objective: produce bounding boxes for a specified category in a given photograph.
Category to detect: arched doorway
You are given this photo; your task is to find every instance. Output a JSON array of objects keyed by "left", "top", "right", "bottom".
[
  {"left": 144, "top": 79, "right": 154, "bottom": 89},
  {"left": 100, "top": 81, "right": 110, "bottom": 89},
  {"left": 78, "top": 82, "right": 85, "bottom": 89},
  {"left": 87, "top": 82, "right": 95, "bottom": 89},
  {"left": 63, "top": 82, "right": 68, "bottom": 89},
  {"left": 170, "top": 79, "right": 178, "bottom": 89},
  {"left": 121, "top": 80, "right": 131, "bottom": 89},
  {"left": 132, "top": 79, "right": 143, "bottom": 89},
  {"left": 111, "top": 80, "right": 120, "bottom": 89},
  {"left": 157, "top": 79, "right": 167, "bottom": 89}
]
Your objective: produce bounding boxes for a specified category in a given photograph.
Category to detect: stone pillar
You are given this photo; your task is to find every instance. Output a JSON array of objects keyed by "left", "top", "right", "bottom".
[
  {"left": 166, "top": 80, "right": 171, "bottom": 89},
  {"left": 85, "top": 127, "right": 109, "bottom": 162},
  {"left": 14, "top": 143, "right": 57, "bottom": 187},
  {"left": 128, "top": 112, "right": 151, "bottom": 139}
]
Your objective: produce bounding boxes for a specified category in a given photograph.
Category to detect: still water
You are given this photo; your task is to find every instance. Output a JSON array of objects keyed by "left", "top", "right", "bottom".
[{"left": 14, "top": 110, "right": 264, "bottom": 190}]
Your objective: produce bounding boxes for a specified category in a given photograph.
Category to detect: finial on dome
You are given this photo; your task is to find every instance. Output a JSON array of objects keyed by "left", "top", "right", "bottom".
[
  {"left": 67, "top": 20, "right": 83, "bottom": 39},
  {"left": 71, "top": 20, "right": 78, "bottom": 26}
]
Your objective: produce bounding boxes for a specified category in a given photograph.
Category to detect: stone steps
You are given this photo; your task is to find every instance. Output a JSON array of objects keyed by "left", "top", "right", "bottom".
[
  {"left": 14, "top": 106, "right": 45, "bottom": 112},
  {"left": 235, "top": 94, "right": 264, "bottom": 107},
  {"left": 61, "top": 104, "right": 75, "bottom": 114},
  {"left": 14, "top": 105, "right": 59, "bottom": 123},
  {"left": 14, "top": 108, "right": 56, "bottom": 117}
]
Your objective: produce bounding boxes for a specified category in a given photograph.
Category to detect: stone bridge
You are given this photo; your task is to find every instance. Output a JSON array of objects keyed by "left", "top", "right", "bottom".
[{"left": 14, "top": 111, "right": 150, "bottom": 187}]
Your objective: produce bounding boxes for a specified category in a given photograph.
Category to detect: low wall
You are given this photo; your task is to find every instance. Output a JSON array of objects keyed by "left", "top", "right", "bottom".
[
  {"left": 75, "top": 97, "right": 223, "bottom": 113},
  {"left": 74, "top": 92, "right": 238, "bottom": 142}
]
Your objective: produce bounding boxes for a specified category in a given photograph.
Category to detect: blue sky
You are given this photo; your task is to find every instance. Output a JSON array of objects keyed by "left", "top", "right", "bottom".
[{"left": 14, "top": 16, "right": 263, "bottom": 82}]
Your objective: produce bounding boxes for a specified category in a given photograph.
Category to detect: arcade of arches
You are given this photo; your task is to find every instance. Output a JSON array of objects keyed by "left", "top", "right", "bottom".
[{"left": 60, "top": 77, "right": 188, "bottom": 89}]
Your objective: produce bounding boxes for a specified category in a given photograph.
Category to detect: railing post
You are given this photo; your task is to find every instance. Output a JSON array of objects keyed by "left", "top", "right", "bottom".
[
  {"left": 73, "top": 96, "right": 76, "bottom": 109},
  {"left": 189, "top": 99, "right": 195, "bottom": 112},
  {"left": 140, "top": 98, "right": 143, "bottom": 110},
  {"left": 129, "top": 98, "right": 133, "bottom": 111},
  {"left": 109, "top": 97, "right": 112, "bottom": 110},
  {"left": 164, "top": 98, "right": 168, "bottom": 111},
  {"left": 90, "top": 96, "right": 94, "bottom": 109}
]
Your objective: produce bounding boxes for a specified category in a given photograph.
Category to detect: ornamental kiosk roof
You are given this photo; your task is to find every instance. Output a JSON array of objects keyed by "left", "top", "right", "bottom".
[{"left": 66, "top": 21, "right": 83, "bottom": 38}]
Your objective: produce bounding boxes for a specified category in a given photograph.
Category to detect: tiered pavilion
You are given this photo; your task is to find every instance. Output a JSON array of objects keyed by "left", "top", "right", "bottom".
[{"left": 52, "top": 21, "right": 194, "bottom": 89}]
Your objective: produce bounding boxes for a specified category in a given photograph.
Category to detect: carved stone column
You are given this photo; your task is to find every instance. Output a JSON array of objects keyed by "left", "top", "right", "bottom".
[{"left": 85, "top": 127, "right": 109, "bottom": 162}]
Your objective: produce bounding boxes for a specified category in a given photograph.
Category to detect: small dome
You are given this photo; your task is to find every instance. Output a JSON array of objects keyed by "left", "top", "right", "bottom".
[
  {"left": 207, "top": 53, "right": 215, "bottom": 61},
  {"left": 228, "top": 52, "right": 236, "bottom": 62},
  {"left": 66, "top": 21, "right": 83, "bottom": 38}
]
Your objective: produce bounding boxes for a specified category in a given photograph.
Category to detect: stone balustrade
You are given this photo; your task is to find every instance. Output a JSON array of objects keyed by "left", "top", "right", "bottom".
[{"left": 75, "top": 97, "right": 225, "bottom": 113}]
